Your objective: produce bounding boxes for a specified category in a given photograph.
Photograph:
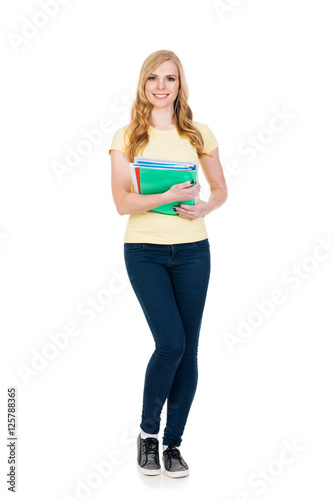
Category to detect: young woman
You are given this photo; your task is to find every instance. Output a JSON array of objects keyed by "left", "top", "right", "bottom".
[{"left": 109, "top": 49, "right": 228, "bottom": 478}]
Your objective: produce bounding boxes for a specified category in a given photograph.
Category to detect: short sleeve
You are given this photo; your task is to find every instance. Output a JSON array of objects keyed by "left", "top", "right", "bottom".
[
  {"left": 108, "top": 126, "right": 126, "bottom": 155},
  {"left": 199, "top": 123, "right": 219, "bottom": 154}
]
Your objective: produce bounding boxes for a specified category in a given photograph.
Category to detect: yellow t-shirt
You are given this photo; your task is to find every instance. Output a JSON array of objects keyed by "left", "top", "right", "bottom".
[{"left": 108, "top": 121, "right": 218, "bottom": 244}]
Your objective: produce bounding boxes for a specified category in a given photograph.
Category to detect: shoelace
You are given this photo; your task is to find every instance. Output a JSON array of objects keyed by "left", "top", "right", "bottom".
[
  {"left": 164, "top": 446, "right": 181, "bottom": 459},
  {"left": 143, "top": 438, "right": 159, "bottom": 456}
]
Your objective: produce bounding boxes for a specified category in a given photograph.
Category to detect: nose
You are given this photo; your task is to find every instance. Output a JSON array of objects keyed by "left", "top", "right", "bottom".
[{"left": 156, "top": 78, "right": 165, "bottom": 90}]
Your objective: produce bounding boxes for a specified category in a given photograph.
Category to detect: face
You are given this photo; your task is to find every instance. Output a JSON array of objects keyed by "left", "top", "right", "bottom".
[{"left": 145, "top": 60, "right": 180, "bottom": 108}]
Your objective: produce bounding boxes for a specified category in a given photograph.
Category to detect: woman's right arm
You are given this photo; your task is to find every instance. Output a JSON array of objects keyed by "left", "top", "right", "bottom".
[{"left": 110, "top": 149, "right": 200, "bottom": 216}]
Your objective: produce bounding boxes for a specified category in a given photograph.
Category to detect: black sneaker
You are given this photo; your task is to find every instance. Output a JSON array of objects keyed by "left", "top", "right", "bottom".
[
  {"left": 137, "top": 434, "right": 161, "bottom": 475},
  {"left": 162, "top": 445, "right": 189, "bottom": 478}
]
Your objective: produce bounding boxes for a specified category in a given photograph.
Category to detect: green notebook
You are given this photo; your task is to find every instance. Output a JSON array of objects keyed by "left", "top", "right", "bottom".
[{"left": 139, "top": 167, "right": 197, "bottom": 216}]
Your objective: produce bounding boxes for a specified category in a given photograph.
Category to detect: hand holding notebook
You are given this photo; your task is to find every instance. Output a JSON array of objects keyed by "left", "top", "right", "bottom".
[{"left": 129, "top": 157, "right": 198, "bottom": 216}]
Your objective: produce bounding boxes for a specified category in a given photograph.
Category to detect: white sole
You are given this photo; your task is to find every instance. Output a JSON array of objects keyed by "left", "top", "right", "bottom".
[
  {"left": 163, "top": 467, "right": 190, "bottom": 478},
  {"left": 136, "top": 461, "right": 161, "bottom": 476}
]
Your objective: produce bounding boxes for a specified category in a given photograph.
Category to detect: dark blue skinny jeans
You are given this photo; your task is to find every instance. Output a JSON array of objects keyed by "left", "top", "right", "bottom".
[{"left": 123, "top": 238, "right": 211, "bottom": 447}]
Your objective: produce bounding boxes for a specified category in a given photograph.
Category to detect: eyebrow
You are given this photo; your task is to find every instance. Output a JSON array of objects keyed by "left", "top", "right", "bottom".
[{"left": 149, "top": 74, "right": 177, "bottom": 77}]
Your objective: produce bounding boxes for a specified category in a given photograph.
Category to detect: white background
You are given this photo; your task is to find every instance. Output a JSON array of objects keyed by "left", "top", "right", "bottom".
[{"left": 1, "top": 0, "right": 332, "bottom": 499}]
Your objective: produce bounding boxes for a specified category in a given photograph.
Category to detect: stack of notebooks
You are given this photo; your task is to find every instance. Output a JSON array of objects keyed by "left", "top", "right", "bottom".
[{"left": 129, "top": 156, "right": 197, "bottom": 216}]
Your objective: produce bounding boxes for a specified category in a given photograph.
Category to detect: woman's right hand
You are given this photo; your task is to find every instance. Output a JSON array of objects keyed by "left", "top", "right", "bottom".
[{"left": 165, "top": 180, "right": 201, "bottom": 203}]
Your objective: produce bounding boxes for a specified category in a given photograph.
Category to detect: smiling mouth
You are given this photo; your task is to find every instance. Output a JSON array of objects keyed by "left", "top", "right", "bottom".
[{"left": 153, "top": 94, "right": 169, "bottom": 99}]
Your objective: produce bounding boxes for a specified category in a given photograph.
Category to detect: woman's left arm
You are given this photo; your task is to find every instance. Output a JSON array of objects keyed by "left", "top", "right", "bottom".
[{"left": 175, "top": 147, "right": 228, "bottom": 219}]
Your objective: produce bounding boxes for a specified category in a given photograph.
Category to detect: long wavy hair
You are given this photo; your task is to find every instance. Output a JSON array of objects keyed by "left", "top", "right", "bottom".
[{"left": 123, "top": 49, "right": 213, "bottom": 163}]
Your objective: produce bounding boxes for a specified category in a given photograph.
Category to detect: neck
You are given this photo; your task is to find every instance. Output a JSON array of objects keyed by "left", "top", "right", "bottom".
[{"left": 148, "top": 106, "right": 176, "bottom": 129}]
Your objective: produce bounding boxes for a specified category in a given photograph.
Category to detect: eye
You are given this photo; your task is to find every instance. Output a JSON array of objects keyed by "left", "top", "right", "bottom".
[{"left": 148, "top": 76, "right": 176, "bottom": 81}]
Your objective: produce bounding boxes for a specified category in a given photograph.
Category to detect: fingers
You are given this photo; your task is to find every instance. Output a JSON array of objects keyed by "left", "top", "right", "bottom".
[
  {"left": 174, "top": 203, "right": 197, "bottom": 219},
  {"left": 174, "top": 181, "right": 200, "bottom": 200}
]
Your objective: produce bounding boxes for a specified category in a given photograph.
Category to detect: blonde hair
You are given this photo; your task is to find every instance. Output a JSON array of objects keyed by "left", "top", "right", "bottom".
[{"left": 123, "top": 49, "right": 213, "bottom": 163}]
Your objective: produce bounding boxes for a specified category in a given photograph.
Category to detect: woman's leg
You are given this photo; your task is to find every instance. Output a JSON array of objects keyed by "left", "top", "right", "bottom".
[
  {"left": 163, "top": 239, "right": 211, "bottom": 447},
  {"left": 124, "top": 243, "right": 187, "bottom": 436}
]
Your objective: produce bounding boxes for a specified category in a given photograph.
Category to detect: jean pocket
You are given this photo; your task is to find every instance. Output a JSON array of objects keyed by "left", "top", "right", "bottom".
[
  {"left": 194, "top": 238, "right": 210, "bottom": 250},
  {"left": 124, "top": 243, "right": 144, "bottom": 252}
]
